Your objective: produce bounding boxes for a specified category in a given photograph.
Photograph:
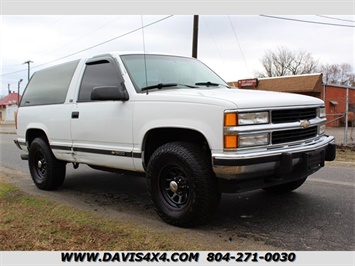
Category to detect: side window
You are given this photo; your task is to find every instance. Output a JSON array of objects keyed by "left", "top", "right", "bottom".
[
  {"left": 78, "top": 60, "right": 122, "bottom": 102},
  {"left": 20, "top": 60, "right": 79, "bottom": 106}
]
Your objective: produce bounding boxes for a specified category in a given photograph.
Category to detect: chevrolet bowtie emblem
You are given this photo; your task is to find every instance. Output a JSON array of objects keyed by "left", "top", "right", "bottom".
[{"left": 300, "top": 120, "right": 311, "bottom": 128}]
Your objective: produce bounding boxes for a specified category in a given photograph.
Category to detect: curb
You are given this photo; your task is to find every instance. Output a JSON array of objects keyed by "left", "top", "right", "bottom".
[
  {"left": 326, "top": 161, "right": 355, "bottom": 168},
  {"left": 0, "top": 131, "right": 16, "bottom": 135},
  {"left": 0, "top": 132, "right": 16, "bottom": 134}
]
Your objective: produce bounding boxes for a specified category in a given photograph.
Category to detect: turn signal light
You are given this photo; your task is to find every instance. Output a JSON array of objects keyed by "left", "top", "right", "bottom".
[
  {"left": 224, "top": 135, "right": 237, "bottom": 149},
  {"left": 224, "top": 113, "right": 237, "bottom": 126}
]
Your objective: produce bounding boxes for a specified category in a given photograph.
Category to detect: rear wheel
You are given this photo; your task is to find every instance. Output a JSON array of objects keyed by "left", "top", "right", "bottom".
[
  {"left": 262, "top": 177, "right": 307, "bottom": 194},
  {"left": 28, "top": 137, "right": 66, "bottom": 190},
  {"left": 147, "top": 142, "right": 220, "bottom": 227}
]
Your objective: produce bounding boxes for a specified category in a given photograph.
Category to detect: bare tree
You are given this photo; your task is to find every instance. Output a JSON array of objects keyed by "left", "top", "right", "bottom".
[
  {"left": 320, "top": 63, "right": 355, "bottom": 86},
  {"left": 292, "top": 51, "right": 318, "bottom": 75},
  {"left": 257, "top": 46, "right": 318, "bottom": 77}
]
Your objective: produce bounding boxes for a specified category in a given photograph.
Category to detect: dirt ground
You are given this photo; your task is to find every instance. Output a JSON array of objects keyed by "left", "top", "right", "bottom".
[{"left": 0, "top": 166, "right": 277, "bottom": 251}]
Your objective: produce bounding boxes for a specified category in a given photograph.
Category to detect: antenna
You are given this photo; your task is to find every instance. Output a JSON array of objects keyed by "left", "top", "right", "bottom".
[{"left": 141, "top": 15, "right": 149, "bottom": 95}]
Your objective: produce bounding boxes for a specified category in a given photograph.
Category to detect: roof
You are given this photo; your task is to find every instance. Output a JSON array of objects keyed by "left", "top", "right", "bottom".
[
  {"left": 0, "top": 92, "right": 21, "bottom": 106},
  {"left": 324, "top": 83, "right": 355, "bottom": 90},
  {"left": 257, "top": 73, "right": 323, "bottom": 93},
  {"left": 229, "top": 73, "right": 323, "bottom": 93}
]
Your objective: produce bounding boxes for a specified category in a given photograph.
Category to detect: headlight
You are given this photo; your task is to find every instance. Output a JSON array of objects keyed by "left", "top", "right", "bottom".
[
  {"left": 224, "top": 111, "right": 270, "bottom": 149},
  {"left": 224, "top": 111, "right": 269, "bottom": 126},
  {"left": 238, "top": 112, "right": 269, "bottom": 125},
  {"left": 238, "top": 133, "right": 269, "bottom": 147},
  {"left": 319, "top": 107, "right": 326, "bottom": 118}
]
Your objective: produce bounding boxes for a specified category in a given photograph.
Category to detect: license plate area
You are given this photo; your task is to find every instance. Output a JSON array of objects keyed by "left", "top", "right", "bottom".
[{"left": 305, "top": 150, "right": 325, "bottom": 172}]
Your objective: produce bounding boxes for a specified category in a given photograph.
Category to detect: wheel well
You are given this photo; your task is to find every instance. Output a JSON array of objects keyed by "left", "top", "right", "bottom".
[
  {"left": 26, "top": 129, "right": 48, "bottom": 147},
  {"left": 143, "top": 128, "right": 210, "bottom": 168}
]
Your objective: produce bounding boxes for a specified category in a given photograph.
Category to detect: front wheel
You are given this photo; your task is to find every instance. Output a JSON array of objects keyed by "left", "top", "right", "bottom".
[
  {"left": 262, "top": 177, "right": 307, "bottom": 194},
  {"left": 147, "top": 142, "right": 220, "bottom": 227},
  {"left": 28, "top": 137, "right": 66, "bottom": 190}
]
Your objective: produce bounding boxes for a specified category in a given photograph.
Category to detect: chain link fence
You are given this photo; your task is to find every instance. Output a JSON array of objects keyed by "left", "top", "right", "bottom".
[{"left": 325, "top": 125, "right": 355, "bottom": 146}]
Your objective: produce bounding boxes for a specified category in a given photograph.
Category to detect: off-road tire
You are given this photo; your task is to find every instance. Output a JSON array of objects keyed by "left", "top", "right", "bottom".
[
  {"left": 28, "top": 137, "right": 66, "bottom": 190},
  {"left": 147, "top": 142, "right": 220, "bottom": 227},
  {"left": 262, "top": 177, "right": 307, "bottom": 194}
]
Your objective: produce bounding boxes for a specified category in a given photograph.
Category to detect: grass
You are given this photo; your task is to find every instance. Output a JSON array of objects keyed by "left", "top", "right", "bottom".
[
  {"left": 335, "top": 144, "right": 355, "bottom": 162},
  {"left": 0, "top": 182, "right": 199, "bottom": 251}
]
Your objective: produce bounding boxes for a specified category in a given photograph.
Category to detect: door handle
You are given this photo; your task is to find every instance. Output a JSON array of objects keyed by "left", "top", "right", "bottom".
[{"left": 72, "top": 111, "right": 79, "bottom": 119}]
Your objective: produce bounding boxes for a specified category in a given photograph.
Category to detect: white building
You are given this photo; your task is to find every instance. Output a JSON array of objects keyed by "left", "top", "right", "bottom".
[{"left": 0, "top": 92, "right": 21, "bottom": 123}]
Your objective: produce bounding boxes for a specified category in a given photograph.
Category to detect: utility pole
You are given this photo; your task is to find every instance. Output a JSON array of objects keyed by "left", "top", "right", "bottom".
[
  {"left": 192, "top": 15, "right": 199, "bottom": 58},
  {"left": 17, "top": 79, "right": 23, "bottom": 105},
  {"left": 23, "top": 60, "right": 33, "bottom": 81},
  {"left": 344, "top": 87, "right": 349, "bottom": 145}
]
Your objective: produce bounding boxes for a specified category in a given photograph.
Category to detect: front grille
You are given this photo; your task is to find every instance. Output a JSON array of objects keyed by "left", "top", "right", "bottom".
[
  {"left": 272, "top": 108, "right": 317, "bottom": 124},
  {"left": 272, "top": 126, "right": 318, "bottom": 144}
]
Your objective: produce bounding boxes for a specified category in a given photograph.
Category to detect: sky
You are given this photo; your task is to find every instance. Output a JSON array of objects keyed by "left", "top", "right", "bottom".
[{"left": 1, "top": 14, "right": 354, "bottom": 97}]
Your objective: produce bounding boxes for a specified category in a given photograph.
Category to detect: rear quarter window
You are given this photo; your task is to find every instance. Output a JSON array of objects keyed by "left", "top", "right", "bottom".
[{"left": 20, "top": 60, "right": 80, "bottom": 106}]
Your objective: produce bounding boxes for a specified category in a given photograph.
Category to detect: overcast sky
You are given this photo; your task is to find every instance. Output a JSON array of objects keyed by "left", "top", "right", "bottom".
[{"left": 1, "top": 14, "right": 354, "bottom": 96}]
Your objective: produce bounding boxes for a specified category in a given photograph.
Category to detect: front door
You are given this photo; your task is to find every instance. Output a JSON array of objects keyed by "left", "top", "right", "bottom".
[{"left": 70, "top": 56, "right": 135, "bottom": 171}]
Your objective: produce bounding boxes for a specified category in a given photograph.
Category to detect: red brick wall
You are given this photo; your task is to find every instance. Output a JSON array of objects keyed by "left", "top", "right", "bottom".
[{"left": 322, "top": 85, "right": 355, "bottom": 127}]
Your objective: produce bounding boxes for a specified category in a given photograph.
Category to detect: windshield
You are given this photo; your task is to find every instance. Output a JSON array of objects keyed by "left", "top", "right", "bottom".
[{"left": 120, "top": 54, "right": 228, "bottom": 92}]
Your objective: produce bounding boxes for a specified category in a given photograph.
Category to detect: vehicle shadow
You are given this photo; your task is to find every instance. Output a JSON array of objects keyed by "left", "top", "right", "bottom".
[{"left": 60, "top": 166, "right": 353, "bottom": 250}]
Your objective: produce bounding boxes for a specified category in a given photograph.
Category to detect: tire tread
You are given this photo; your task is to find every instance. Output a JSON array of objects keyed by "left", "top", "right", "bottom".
[{"left": 29, "top": 137, "right": 66, "bottom": 190}]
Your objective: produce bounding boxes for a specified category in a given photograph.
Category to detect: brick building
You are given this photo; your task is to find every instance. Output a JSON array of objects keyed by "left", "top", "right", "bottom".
[
  {"left": 229, "top": 74, "right": 355, "bottom": 127},
  {"left": 323, "top": 84, "right": 355, "bottom": 127}
]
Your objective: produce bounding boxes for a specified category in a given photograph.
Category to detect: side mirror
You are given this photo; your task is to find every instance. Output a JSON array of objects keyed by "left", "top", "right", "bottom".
[{"left": 91, "top": 86, "right": 129, "bottom": 101}]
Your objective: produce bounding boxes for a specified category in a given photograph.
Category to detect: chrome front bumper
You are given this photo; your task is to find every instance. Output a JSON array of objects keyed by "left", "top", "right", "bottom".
[{"left": 212, "top": 135, "right": 336, "bottom": 180}]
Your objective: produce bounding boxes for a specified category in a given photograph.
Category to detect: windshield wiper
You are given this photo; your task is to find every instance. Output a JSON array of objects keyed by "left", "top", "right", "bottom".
[
  {"left": 195, "top": 81, "right": 230, "bottom": 88},
  {"left": 141, "top": 83, "right": 197, "bottom": 92}
]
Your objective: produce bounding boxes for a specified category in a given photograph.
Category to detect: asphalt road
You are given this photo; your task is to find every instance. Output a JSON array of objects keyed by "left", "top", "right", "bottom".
[{"left": 1, "top": 133, "right": 354, "bottom": 250}]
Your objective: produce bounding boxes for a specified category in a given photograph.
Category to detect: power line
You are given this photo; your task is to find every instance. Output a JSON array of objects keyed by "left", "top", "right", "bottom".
[
  {"left": 1, "top": 68, "right": 28, "bottom": 77},
  {"left": 317, "top": 15, "right": 355, "bottom": 23},
  {"left": 260, "top": 15, "right": 355, "bottom": 28},
  {"left": 2, "top": 64, "right": 24, "bottom": 68},
  {"left": 1, "top": 15, "right": 174, "bottom": 77},
  {"left": 29, "top": 15, "right": 174, "bottom": 70},
  {"left": 39, "top": 16, "right": 123, "bottom": 59}
]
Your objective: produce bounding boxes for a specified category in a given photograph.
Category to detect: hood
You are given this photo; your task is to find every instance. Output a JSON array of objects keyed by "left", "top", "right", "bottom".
[{"left": 150, "top": 87, "right": 324, "bottom": 109}]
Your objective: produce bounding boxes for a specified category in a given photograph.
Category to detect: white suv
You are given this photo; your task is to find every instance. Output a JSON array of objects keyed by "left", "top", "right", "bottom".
[{"left": 15, "top": 52, "right": 336, "bottom": 227}]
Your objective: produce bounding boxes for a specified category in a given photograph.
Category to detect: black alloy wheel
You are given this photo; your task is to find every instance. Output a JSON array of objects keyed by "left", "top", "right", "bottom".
[{"left": 147, "top": 141, "right": 220, "bottom": 227}]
